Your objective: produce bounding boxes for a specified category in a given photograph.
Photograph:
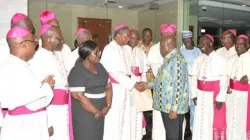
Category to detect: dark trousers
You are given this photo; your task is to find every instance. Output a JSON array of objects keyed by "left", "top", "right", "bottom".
[{"left": 161, "top": 112, "right": 184, "bottom": 140}]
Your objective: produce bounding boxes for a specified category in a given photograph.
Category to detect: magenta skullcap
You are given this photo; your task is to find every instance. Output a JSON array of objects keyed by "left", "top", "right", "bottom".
[
  {"left": 228, "top": 29, "right": 236, "bottom": 36},
  {"left": 205, "top": 34, "right": 214, "bottom": 43},
  {"left": 115, "top": 24, "right": 127, "bottom": 31},
  {"left": 160, "top": 24, "right": 176, "bottom": 34},
  {"left": 11, "top": 13, "right": 28, "bottom": 24},
  {"left": 39, "top": 24, "right": 53, "bottom": 36},
  {"left": 237, "top": 34, "right": 249, "bottom": 40},
  {"left": 7, "top": 26, "right": 30, "bottom": 38},
  {"left": 39, "top": 10, "right": 56, "bottom": 25},
  {"left": 75, "top": 28, "right": 86, "bottom": 36}
]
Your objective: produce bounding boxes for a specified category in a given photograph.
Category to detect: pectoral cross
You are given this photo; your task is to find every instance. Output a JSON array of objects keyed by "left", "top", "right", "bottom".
[{"left": 202, "top": 76, "right": 207, "bottom": 84}]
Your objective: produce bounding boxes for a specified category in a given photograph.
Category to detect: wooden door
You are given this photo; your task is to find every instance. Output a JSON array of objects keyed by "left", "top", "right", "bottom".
[{"left": 77, "top": 18, "right": 111, "bottom": 51}]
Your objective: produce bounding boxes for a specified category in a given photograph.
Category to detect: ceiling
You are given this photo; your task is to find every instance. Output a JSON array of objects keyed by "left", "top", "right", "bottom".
[
  {"left": 190, "top": 0, "right": 250, "bottom": 28},
  {"left": 28, "top": 0, "right": 171, "bottom": 9}
]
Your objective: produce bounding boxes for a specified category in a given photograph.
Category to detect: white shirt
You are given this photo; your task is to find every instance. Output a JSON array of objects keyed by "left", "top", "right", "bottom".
[
  {"left": 39, "top": 39, "right": 71, "bottom": 65},
  {"left": 147, "top": 42, "right": 163, "bottom": 77},
  {"left": 191, "top": 51, "right": 228, "bottom": 101},
  {"left": 228, "top": 52, "right": 250, "bottom": 82},
  {"left": 216, "top": 46, "right": 237, "bottom": 59},
  {"left": 0, "top": 37, "right": 10, "bottom": 71},
  {"left": 66, "top": 47, "right": 79, "bottom": 73},
  {"left": 100, "top": 40, "right": 136, "bottom": 90},
  {"left": 123, "top": 45, "right": 148, "bottom": 82},
  {"left": 0, "top": 55, "right": 53, "bottom": 111},
  {"left": 29, "top": 47, "right": 68, "bottom": 90}
]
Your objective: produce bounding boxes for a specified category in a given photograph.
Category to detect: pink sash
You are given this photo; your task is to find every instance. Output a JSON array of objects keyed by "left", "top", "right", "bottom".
[
  {"left": 197, "top": 80, "right": 227, "bottom": 140},
  {"left": 229, "top": 79, "right": 250, "bottom": 139},
  {"left": 51, "top": 89, "right": 69, "bottom": 105},
  {"left": 52, "top": 89, "right": 73, "bottom": 140},
  {"left": 108, "top": 73, "right": 119, "bottom": 84},
  {"left": 8, "top": 106, "right": 46, "bottom": 116},
  {"left": 132, "top": 66, "right": 142, "bottom": 76}
]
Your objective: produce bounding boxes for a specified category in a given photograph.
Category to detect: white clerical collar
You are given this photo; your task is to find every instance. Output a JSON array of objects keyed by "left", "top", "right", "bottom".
[
  {"left": 10, "top": 54, "right": 29, "bottom": 66},
  {"left": 224, "top": 45, "right": 235, "bottom": 52},
  {"left": 39, "top": 47, "right": 54, "bottom": 54},
  {"left": 111, "top": 40, "right": 122, "bottom": 47},
  {"left": 207, "top": 51, "right": 216, "bottom": 57}
]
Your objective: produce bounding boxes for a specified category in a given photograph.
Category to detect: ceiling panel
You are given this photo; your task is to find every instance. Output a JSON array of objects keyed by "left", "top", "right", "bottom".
[
  {"left": 190, "top": 0, "right": 250, "bottom": 28},
  {"left": 29, "top": 0, "right": 170, "bottom": 9}
]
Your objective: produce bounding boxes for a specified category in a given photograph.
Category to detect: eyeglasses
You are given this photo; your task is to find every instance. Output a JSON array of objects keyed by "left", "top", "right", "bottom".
[{"left": 20, "top": 40, "right": 38, "bottom": 46}]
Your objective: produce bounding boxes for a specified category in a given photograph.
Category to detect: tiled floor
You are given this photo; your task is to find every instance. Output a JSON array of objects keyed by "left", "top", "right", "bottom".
[{"left": 142, "top": 112, "right": 192, "bottom": 140}]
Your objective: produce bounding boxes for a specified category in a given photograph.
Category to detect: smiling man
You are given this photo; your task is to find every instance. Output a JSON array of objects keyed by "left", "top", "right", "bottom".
[
  {"left": 191, "top": 34, "right": 228, "bottom": 140},
  {"left": 227, "top": 34, "right": 250, "bottom": 140}
]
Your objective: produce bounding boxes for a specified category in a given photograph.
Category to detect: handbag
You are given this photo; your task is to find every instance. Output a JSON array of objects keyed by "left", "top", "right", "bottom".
[{"left": 134, "top": 89, "right": 153, "bottom": 112}]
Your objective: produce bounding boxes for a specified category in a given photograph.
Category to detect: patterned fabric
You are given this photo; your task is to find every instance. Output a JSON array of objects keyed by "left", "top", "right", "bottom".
[
  {"left": 137, "top": 40, "right": 154, "bottom": 56},
  {"left": 148, "top": 49, "right": 189, "bottom": 114}
]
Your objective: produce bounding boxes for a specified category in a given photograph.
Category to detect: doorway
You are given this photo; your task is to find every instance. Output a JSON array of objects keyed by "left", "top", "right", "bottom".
[{"left": 77, "top": 17, "right": 112, "bottom": 51}]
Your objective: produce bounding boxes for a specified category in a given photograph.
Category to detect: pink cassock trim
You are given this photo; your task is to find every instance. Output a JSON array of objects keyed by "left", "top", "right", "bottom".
[
  {"left": 8, "top": 106, "right": 46, "bottom": 116},
  {"left": 197, "top": 80, "right": 227, "bottom": 140},
  {"left": 229, "top": 79, "right": 250, "bottom": 138}
]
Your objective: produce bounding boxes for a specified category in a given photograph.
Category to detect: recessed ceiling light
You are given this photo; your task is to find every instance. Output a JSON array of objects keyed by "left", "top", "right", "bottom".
[
  {"left": 118, "top": 5, "right": 123, "bottom": 8},
  {"left": 242, "top": 5, "right": 247, "bottom": 7}
]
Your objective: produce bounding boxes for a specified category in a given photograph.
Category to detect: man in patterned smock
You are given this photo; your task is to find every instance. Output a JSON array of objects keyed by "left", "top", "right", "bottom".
[{"left": 148, "top": 35, "right": 189, "bottom": 140}]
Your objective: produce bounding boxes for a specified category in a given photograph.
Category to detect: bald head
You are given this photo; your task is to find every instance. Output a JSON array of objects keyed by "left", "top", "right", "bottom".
[
  {"left": 76, "top": 30, "right": 92, "bottom": 46},
  {"left": 160, "top": 36, "right": 176, "bottom": 57},
  {"left": 128, "top": 29, "right": 139, "bottom": 48}
]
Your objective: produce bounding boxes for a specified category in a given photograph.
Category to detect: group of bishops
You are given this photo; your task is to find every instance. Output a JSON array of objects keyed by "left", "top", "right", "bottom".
[{"left": 0, "top": 8, "right": 250, "bottom": 140}]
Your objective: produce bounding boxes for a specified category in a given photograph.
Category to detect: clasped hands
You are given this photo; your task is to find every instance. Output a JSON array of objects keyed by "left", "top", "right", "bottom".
[
  {"left": 134, "top": 82, "right": 147, "bottom": 92},
  {"left": 95, "top": 105, "right": 111, "bottom": 120}
]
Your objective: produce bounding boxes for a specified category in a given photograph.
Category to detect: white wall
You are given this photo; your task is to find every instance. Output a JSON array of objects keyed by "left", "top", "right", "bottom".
[{"left": 0, "top": 0, "right": 27, "bottom": 38}]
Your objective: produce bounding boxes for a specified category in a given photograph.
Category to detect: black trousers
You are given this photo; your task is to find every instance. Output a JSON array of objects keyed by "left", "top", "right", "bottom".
[{"left": 161, "top": 112, "right": 184, "bottom": 140}]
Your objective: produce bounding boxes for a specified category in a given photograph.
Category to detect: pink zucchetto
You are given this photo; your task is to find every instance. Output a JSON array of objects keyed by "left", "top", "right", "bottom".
[
  {"left": 39, "top": 10, "right": 57, "bottom": 25},
  {"left": 160, "top": 24, "right": 176, "bottom": 34},
  {"left": 129, "top": 28, "right": 136, "bottom": 31},
  {"left": 75, "top": 28, "right": 86, "bottom": 36},
  {"left": 39, "top": 24, "right": 52, "bottom": 36},
  {"left": 228, "top": 29, "right": 236, "bottom": 36},
  {"left": 237, "top": 34, "right": 249, "bottom": 39},
  {"left": 115, "top": 24, "right": 127, "bottom": 31},
  {"left": 6, "top": 26, "right": 30, "bottom": 38},
  {"left": 11, "top": 13, "right": 28, "bottom": 24},
  {"left": 205, "top": 34, "right": 214, "bottom": 43}
]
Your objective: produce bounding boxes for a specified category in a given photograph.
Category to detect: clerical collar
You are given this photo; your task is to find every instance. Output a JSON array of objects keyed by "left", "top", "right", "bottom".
[
  {"left": 39, "top": 47, "right": 54, "bottom": 54},
  {"left": 226, "top": 45, "right": 235, "bottom": 51},
  {"left": 10, "top": 54, "right": 29, "bottom": 66},
  {"left": 206, "top": 51, "right": 216, "bottom": 57},
  {"left": 112, "top": 40, "right": 122, "bottom": 47}
]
